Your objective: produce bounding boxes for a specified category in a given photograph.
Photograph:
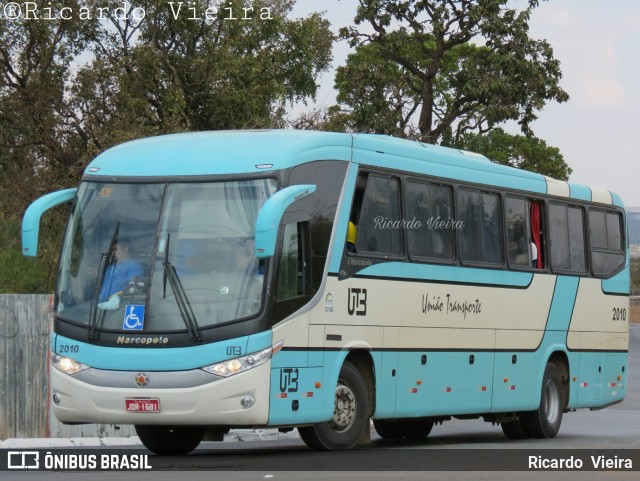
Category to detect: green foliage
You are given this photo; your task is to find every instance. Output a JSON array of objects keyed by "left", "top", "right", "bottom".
[
  {"left": 0, "top": 0, "right": 333, "bottom": 293},
  {"left": 331, "top": 0, "right": 569, "bottom": 168},
  {"left": 0, "top": 214, "right": 67, "bottom": 293},
  {"left": 456, "top": 128, "right": 572, "bottom": 181}
]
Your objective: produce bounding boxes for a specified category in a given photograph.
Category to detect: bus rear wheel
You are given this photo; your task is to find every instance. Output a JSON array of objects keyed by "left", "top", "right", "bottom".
[
  {"left": 298, "top": 362, "right": 370, "bottom": 450},
  {"left": 135, "top": 425, "right": 205, "bottom": 455},
  {"left": 522, "top": 362, "right": 564, "bottom": 438},
  {"left": 501, "top": 418, "right": 529, "bottom": 440},
  {"left": 374, "top": 419, "right": 434, "bottom": 441}
]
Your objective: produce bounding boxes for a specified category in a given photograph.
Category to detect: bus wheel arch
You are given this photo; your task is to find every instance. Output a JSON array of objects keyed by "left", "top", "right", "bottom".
[
  {"left": 298, "top": 350, "right": 374, "bottom": 450},
  {"left": 548, "top": 351, "right": 570, "bottom": 409},
  {"left": 344, "top": 350, "right": 376, "bottom": 418},
  {"left": 522, "top": 353, "right": 569, "bottom": 439}
]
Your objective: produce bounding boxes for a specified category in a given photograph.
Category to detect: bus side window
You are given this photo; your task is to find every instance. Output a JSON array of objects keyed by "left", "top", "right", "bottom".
[
  {"left": 406, "top": 181, "right": 454, "bottom": 261},
  {"left": 458, "top": 189, "right": 502, "bottom": 265},
  {"left": 276, "top": 222, "right": 307, "bottom": 300},
  {"left": 505, "top": 197, "right": 545, "bottom": 270},
  {"left": 530, "top": 200, "right": 545, "bottom": 269},
  {"left": 353, "top": 173, "right": 402, "bottom": 256},
  {"left": 549, "top": 203, "right": 586, "bottom": 274},
  {"left": 589, "top": 210, "right": 625, "bottom": 277},
  {"left": 505, "top": 197, "right": 530, "bottom": 268},
  {"left": 346, "top": 173, "right": 368, "bottom": 254}
]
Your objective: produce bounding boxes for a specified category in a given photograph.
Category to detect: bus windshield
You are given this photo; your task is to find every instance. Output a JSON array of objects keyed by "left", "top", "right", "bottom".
[{"left": 56, "top": 179, "right": 277, "bottom": 333}]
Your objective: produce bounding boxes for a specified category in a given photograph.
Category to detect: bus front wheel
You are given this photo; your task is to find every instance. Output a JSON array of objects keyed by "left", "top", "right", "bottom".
[
  {"left": 522, "top": 362, "right": 564, "bottom": 438},
  {"left": 135, "top": 425, "right": 205, "bottom": 455},
  {"left": 298, "top": 362, "right": 370, "bottom": 450}
]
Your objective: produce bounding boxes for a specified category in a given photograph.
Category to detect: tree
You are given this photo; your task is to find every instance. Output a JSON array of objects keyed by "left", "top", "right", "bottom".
[
  {"left": 0, "top": 0, "right": 333, "bottom": 292},
  {"left": 458, "top": 128, "right": 571, "bottom": 179},
  {"left": 0, "top": 1, "right": 96, "bottom": 200},
  {"left": 332, "top": 0, "right": 570, "bottom": 178},
  {"left": 71, "top": 0, "right": 333, "bottom": 154}
]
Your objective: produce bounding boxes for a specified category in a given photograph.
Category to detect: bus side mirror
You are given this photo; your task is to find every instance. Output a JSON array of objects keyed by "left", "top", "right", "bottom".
[
  {"left": 255, "top": 184, "right": 316, "bottom": 259},
  {"left": 22, "top": 188, "right": 77, "bottom": 257}
]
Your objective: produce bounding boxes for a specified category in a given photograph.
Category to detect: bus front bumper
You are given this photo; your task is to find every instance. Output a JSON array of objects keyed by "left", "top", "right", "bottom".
[{"left": 50, "top": 360, "right": 271, "bottom": 426}]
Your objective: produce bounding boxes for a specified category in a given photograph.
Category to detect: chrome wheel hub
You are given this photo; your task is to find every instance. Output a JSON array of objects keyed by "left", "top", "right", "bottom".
[
  {"left": 543, "top": 379, "right": 560, "bottom": 424},
  {"left": 331, "top": 384, "right": 356, "bottom": 432}
]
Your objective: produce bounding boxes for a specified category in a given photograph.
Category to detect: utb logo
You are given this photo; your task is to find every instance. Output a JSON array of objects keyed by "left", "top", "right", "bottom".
[{"left": 347, "top": 288, "right": 367, "bottom": 316}]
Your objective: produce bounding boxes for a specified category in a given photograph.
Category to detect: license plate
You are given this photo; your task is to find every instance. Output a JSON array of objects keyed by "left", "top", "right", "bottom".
[{"left": 125, "top": 398, "right": 160, "bottom": 413}]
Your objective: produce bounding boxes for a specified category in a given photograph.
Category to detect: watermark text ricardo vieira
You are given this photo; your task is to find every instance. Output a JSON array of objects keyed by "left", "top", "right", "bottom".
[{"left": 1, "top": 1, "right": 273, "bottom": 21}]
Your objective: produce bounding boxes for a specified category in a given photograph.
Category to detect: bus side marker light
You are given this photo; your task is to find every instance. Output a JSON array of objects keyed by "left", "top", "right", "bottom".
[
  {"left": 416, "top": 380, "right": 422, "bottom": 386},
  {"left": 480, "top": 386, "right": 487, "bottom": 392},
  {"left": 510, "top": 386, "right": 516, "bottom": 391},
  {"left": 580, "top": 382, "right": 588, "bottom": 388},
  {"left": 444, "top": 387, "right": 452, "bottom": 393},
  {"left": 315, "top": 382, "right": 322, "bottom": 389},
  {"left": 503, "top": 378, "right": 509, "bottom": 383},
  {"left": 572, "top": 376, "right": 577, "bottom": 382},
  {"left": 617, "top": 375, "right": 622, "bottom": 381},
  {"left": 411, "top": 388, "right": 418, "bottom": 394},
  {"left": 306, "top": 392, "right": 314, "bottom": 397}
]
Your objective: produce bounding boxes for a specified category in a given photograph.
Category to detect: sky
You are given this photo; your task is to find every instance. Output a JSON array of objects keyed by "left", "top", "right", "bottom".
[{"left": 291, "top": 0, "right": 640, "bottom": 207}]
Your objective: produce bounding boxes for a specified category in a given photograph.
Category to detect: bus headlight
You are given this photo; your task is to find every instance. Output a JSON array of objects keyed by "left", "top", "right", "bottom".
[
  {"left": 52, "top": 355, "right": 90, "bottom": 375},
  {"left": 202, "top": 340, "right": 284, "bottom": 378}
]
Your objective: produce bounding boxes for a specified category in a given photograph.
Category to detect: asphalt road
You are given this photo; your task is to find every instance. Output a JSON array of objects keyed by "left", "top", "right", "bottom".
[{"left": 4, "top": 325, "right": 639, "bottom": 481}]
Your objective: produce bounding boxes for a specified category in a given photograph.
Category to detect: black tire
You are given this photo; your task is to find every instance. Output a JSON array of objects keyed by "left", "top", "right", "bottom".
[
  {"left": 373, "top": 420, "right": 402, "bottom": 440},
  {"left": 501, "top": 418, "right": 529, "bottom": 440},
  {"left": 298, "top": 362, "right": 371, "bottom": 450},
  {"left": 135, "top": 425, "right": 205, "bottom": 455},
  {"left": 522, "top": 362, "right": 564, "bottom": 438},
  {"left": 397, "top": 420, "right": 434, "bottom": 440},
  {"left": 374, "top": 419, "right": 434, "bottom": 441}
]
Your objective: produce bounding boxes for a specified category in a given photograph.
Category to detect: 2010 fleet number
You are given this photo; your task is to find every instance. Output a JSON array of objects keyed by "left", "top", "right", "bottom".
[
  {"left": 58, "top": 344, "right": 79, "bottom": 354},
  {"left": 612, "top": 308, "right": 627, "bottom": 321}
]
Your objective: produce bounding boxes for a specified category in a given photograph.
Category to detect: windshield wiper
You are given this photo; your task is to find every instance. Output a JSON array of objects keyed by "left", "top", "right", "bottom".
[
  {"left": 162, "top": 233, "right": 202, "bottom": 341},
  {"left": 88, "top": 222, "right": 120, "bottom": 341}
]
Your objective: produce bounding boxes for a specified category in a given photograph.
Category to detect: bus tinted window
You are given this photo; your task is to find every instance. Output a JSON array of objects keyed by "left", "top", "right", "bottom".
[
  {"left": 458, "top": 190, "right": 502, "bottom": 265},
  {"left": 550, "top": 204, "right": 586, "bottom": 273},
  {"left": 277, "top": 223, "right": 303, "bottom": 300},
  {"left": 589, "top": 210, "right": 607, "bottom": 248},
  {"left": 606, "top": 213, "right": 623, "bottom": 250},
  {"left": 589, "top": 210, "right": 624, "bottom": 277},
  {"left": 567, "top": 206, "right": 586, "bottom": 273},
  {"left": 405, "top": 181, "right": 454, "bottom": 260},
  {"left": 355, "top": 174, "right": 402, "bottom": 256},
  {"left": 505, "top": 197, "right": 530, "bottom": 267},
  {"left": 549, "top": 204, "right": 570, "bottom": 270}
]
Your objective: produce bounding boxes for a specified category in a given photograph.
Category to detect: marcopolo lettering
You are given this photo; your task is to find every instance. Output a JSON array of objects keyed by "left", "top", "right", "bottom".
[{"left": 116, "top": 336, "right": 169, "bottom": 345}]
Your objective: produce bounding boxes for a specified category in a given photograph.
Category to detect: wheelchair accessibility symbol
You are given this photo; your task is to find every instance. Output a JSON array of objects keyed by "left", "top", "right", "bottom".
[{"left": 123, "top": 305, "right": 145, "bottom": 331}]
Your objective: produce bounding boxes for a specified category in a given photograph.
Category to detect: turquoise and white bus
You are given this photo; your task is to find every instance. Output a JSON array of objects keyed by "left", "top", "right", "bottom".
[{"left": 22, "top": 130, "right": 629, "bottom": 453}]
